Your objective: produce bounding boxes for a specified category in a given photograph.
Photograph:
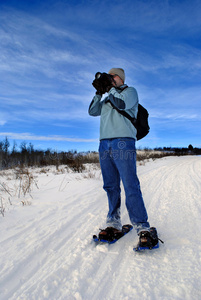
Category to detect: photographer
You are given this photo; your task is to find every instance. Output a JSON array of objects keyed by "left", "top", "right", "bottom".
[{"left": 89, "top": 68, "right": 159, "bottom": 249}]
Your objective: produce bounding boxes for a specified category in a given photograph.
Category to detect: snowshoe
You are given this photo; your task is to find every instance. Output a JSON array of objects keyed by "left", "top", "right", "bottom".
[
  {"left": 134, "top": 227, "right": 164, "bottom": 251},
  {"left": 93, "top": 224, "right": 133, "bottom": 244}
]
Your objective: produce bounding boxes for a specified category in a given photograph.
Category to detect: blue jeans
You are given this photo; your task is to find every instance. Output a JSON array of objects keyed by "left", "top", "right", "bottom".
[{"left": 99, "top": 138, "right": 150, "bottom": 233}]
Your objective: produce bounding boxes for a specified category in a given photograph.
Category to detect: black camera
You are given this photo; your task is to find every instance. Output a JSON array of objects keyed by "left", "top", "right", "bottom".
[{"left": 92, "top": 72, "right": 114, "bottom": 95}]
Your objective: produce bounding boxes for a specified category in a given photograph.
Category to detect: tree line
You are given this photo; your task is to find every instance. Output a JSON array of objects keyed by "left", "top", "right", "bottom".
[
  {"left": 0, "top": 137, "right": 98, "bottom": 171},
  {"left": 153, "top": 145, "right": 201, "bottom": 155},
  {"left": 0, "top": 137, "right": 200, "bottom": 171}
]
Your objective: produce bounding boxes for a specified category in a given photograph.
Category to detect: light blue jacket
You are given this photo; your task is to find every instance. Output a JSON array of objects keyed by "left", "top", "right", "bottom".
[{"left": 88, "top": 85, "right": 138, "bottom": 140}]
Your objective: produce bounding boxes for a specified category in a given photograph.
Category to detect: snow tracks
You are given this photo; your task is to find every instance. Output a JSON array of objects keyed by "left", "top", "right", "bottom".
[{"left": 1, "top": 156, "right": 201, "bottom": 299}]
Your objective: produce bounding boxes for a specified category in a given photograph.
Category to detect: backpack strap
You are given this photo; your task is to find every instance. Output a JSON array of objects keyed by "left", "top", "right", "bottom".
[{"left": 108, "top": 86, "right": 137, "bottom": 126}]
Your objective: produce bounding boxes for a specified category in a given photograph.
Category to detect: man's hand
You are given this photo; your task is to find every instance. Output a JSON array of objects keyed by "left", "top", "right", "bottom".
[{"left": 92, "top": 79, "right": 105, "bottom": 96}]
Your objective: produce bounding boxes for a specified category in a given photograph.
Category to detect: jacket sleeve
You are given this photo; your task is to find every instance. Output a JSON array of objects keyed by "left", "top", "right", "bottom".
[
  {"left": 107, "top": 86, "right": 138, "bottom": 110},
  {"left": 88, "top": 94, "right": 103, "bottom": 116}
]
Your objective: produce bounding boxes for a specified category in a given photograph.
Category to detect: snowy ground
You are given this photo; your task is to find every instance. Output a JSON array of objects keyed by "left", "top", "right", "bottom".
[{"left": 1, "top": 156, "right": 201, "bottom": 300}]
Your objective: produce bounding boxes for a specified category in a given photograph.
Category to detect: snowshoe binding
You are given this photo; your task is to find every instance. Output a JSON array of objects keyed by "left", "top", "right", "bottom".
[{"left": 134, "top": 227, "right": 164, "bottom": 251}]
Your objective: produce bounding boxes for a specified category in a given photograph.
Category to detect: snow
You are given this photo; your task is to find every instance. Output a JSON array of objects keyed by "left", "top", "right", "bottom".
[{"left": 1, "top": 156, "right": 201, "bottom": 300}]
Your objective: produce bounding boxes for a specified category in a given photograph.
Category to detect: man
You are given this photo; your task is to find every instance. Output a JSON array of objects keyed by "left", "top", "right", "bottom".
[{"left": 88, "top": 68, "right": 159, "bottom": 249}]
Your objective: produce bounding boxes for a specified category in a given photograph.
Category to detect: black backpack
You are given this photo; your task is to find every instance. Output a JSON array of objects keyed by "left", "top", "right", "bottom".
[
  {"left": 109, "top": 86, "right": 150, "bottom": 140},
  {"left": 132, "top": 104, "right": 150, "bottom": 140}
]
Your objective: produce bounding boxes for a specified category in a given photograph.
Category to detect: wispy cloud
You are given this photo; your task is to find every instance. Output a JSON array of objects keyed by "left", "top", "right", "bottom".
[
  {"left": 0, "top": 0, "right": 200, "bottom": 150},
  {"left": 0, "top": 132, "right": 97, "bottom": 143}
]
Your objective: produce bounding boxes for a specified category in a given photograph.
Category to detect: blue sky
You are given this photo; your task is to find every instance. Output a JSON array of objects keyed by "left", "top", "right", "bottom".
[{"left": 0, "top": 0, "right": 201, "bottom": 152}]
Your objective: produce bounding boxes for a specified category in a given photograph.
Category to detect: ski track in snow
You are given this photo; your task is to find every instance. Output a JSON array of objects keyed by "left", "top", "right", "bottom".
[{"left": 1, "top": 156, "right": 201, "bottom": 300}]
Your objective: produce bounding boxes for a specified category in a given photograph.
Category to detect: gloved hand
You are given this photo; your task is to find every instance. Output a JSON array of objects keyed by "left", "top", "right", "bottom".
[{"left": 92, "top": 78, "right": 105, "bottom": 96}]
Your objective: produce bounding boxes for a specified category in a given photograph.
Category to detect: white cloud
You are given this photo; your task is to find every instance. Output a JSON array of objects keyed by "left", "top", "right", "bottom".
[
  {"left": 0, "top": 120, "right": 7, "bottom": 126},
  {"left": 0, "top": 132, "right": 97, "bottom": 143}
]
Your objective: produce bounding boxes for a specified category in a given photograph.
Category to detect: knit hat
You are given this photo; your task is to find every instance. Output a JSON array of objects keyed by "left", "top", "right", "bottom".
[{"left": 108, "top": 68, "right": 125, "bottom": 82}]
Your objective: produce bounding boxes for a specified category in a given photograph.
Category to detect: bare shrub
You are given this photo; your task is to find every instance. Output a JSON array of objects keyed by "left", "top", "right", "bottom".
[
  {"left": 0, "top": 197, "right": 5, "bottom": 217},
  {"left": 69, "top": 160, "right": 85, "bottom": 173},
  {"left": 136, "top": 150, "right": 173, "bottom": 161},
  {"left": 39, "top": 168, "right": 49, "bottom": 174},
  {"left": 0, "top": 182, "right": 13, "bottom": 196},
  {"left": 15, "top": 167, "right": 38, "bottom": 198},
  {"left": 21, "top": 200, "right": 32, "bottom": 206},
  {"left": 0, "top": 183, "right": 13, "bottom": 217},
  {"left": 82, "top": 171, "right": 96, "bottom": 179}
]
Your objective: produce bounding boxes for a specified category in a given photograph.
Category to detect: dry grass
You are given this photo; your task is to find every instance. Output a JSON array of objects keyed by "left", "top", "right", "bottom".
[{"left": 15, "top": 167, "right": 39, "bottom": 198}]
